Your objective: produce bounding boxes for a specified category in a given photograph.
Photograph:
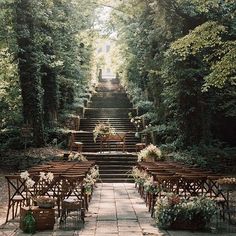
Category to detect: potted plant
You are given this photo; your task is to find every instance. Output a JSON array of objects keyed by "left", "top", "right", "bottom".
[
  {"left": 93, "top": 122, "right": 116, "bottom": 142},
  {"left": 217, "top": 177, "right": 236, "bottom": 191},
  {"left": 138, "top": 144, "right": 163, "bottom": 162},
  {"left": 154, "top": 193, "right": 218, "bottom": 230}
]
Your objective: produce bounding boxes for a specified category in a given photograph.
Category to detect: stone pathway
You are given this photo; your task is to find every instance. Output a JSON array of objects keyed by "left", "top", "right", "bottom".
[
  {"left": 1, "top": 183, "right": 236, "bottom": 236},
  {"left": 79, "top": 183, "right": 163, "bottom": 236}
]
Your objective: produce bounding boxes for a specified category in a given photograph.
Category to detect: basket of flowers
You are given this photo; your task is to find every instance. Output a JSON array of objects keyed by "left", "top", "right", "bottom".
[
  {"left": 154, "top": 193, "right": 218, "bottom": 230},
  {"left": 138, "top": 144, "right": 163, "bottom": 162},
  {"left": 93, "top": 122, "right": 116, "bottom": 142}
]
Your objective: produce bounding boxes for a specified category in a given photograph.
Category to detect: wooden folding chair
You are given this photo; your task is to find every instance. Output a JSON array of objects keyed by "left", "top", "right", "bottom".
[{"left": 5, "top": 175, "right": 27, "bottom": 222}]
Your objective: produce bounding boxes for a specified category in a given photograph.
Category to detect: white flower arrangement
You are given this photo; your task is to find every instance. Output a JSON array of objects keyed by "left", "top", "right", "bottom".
[
  {"left": 20, "top": 171, "right": 35, "bottom": 188},
  {"left": 131, "top": 166, "right": 149, "bottom": 185},
  {"left": 154, "top": 195, "right": 218, "bottom": 229},
  {"left": 39, "top": 172, "right": 54, "bottom": 183},
  {"left": 138, "top": 144, "right": 163, "bottom": 162},
  {"left": 90, "top": 165, "right": 99, "bottom": 180},
  {"left": 68, "top": 152, "right": 88, "bottom": 161},
  {"left": 83, "top": 165, "right": 100, "bottom": 195},
  {"left": 128, "top": 113, "right": 141, "bottom": 127},
  {"left": 93, "top": 122, "right": 116, "bottom": 142},
  {"left": 143, "top": 175, "right": 157, "bottom": 193},
  {"left": 20, "top": 170, "right": 54, "bottom": 188}
]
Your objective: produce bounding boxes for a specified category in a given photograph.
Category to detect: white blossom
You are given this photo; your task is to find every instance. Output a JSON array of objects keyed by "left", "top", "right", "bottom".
[{"left": 20, "top": 171, "right": 30, "bottom": 180}]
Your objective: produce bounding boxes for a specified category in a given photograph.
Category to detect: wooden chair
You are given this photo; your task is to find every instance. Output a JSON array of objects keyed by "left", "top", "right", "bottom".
[
  {"left": 69, "top": 132, "right": 83, "bottom": 152},
  {"left": 5, "top": 175, "right": 27, "bottom": 222},
  {"left": 60, "top": 175, "right": 86, "bottom": 227}
]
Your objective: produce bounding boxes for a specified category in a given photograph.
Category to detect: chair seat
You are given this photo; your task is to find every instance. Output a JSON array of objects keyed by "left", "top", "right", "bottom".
[
  {"left": 64, "top": 197, "right": 80, "bottom": 203},
  {"left": 13, "top": 195, "right": 24, "bottom": 201}
]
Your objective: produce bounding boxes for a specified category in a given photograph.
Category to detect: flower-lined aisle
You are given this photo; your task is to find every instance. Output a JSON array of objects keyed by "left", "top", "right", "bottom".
[
  {"left": 131, "top": 143, "right": 236, "bottom": 232},
  {"left": 4, "top": 155, "right": 100, "bottom": 233}
]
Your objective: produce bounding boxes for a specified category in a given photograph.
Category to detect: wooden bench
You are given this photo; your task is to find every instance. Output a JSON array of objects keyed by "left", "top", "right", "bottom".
[{"left": 100, "top": 132, "right": 126, "bottom": 152}]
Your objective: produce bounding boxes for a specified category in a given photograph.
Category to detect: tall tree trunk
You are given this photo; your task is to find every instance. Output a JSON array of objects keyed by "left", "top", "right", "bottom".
[
  {"left": 41, "top": 45, "right": 58, "bottom": 127},
  {"left": 15, "top": 0, "right": 44, "bottom": 147}
]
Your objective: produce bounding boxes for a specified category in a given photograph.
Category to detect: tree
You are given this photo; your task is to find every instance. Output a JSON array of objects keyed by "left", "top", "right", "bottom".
[{"left": 14, "top": 0, "right": 45, "bottom": 147}]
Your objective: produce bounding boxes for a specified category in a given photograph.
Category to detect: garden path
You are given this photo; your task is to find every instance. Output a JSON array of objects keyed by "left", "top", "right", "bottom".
[{"left": 1, "top": 183, "right": 236, "bottom": 236}]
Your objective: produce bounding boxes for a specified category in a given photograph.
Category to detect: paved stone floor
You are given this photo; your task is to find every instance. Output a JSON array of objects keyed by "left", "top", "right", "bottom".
[{"left": 1, "top": 183, "right": 236, "bottom": 236}]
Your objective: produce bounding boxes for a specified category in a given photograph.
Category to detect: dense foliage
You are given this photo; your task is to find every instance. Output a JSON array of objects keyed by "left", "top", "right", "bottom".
[
  {"left": 0, "top": 0, "right": 96, "bottom": 147},
  {"left": 111, "top": 0, "right": 236, "bottom": 153}
]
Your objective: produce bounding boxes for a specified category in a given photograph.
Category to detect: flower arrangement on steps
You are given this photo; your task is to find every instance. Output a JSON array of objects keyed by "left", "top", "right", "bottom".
[
  {"left": 67, "top": 152, "right": 88, "bottom": 162},
  {"left": 154, "top": 193, "right": 218, "bottom": 230},
  {"left": 138, "top": 144, "right": 163, "bottom": 162},
  {"left": 93, "top": 121, "right": 116, "bottom": 143}
]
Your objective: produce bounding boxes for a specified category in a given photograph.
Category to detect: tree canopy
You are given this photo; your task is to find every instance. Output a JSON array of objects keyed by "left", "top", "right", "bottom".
[{"left": 0, "top": 0, "right": 235, "bottom": 153}]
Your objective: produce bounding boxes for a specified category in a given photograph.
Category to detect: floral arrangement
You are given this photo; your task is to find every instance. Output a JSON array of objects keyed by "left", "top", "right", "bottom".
[
  {"left": 20, "top": 171, "right": 54, "bottom": 188},
  {"left": 128, "top": 112, "right": 142, "bottom": 137},
  {"left": 217, "top": 177, "right": 236, "bottom": 185},
  {"left": 20, "top": 171, "right": 35, "bottom": 188},
  {"left": 131, "top": 167, "right": 148, "bottom": 185},
  {"left": 93, "top": 122, "right": 116, "bottom": 142},
  {"left": 154, "top": 193, "right": 218, "bottom": 229},
  {"left": 33, "top": 196, "right": 55, "bottom": 208},
  {"left": 138, "top": 144, "right": 163, "bottom": 162},
  {"left": 83, "top": 165, "right": 99, "bottom": 195},
  {"left": 128, "top": 112, "right": 142, "bottom": 130},
  {"left": 68, "top": 152, "right": 88, "bottom": 161},
  {"left": 143, "top": 175, "right": 158, "bottom": 193}
]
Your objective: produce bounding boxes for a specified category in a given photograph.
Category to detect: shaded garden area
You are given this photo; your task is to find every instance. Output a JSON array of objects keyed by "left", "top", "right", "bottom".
[{"left": 0, "top": 0, "right": 236, "bottom": 235}]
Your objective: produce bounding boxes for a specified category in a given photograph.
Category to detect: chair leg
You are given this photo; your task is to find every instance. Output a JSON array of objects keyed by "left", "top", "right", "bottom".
[{"left": 5, "top": 202, "right": 11, "bottom": 223}]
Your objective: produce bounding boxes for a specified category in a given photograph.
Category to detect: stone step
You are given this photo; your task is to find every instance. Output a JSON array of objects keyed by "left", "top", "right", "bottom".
[
  {"left": 76, "top": 78, "right": 140, "bottom": 182},
  {"left": 92, "top": 92, "right": 128, "bottom": 97},
  {"left": 98, "top": 178, "right": 134, "bottom": 183},
  {"left": 88, "top": 96, "right": 132, "bottom": 108},
  {"left": 85, "top": 152, "right": 137, "bottom": 182},
  {"left": 84, "top": 108, "right": 136, "bottom": 118},
  {"left": 79, "top": 126, "right": 135, "bottom": 131},
  {"left": 99, "top": 173, "right": 132, "bottom": 179},
  {"left": 88, "top": 102, "right": 132, "bottom": 108},
  {"left": 99, "top": 169, "right": 131, "bottom": 174},
  {"left": 99, "top": 165, "right": 132, "bottom": 170}
]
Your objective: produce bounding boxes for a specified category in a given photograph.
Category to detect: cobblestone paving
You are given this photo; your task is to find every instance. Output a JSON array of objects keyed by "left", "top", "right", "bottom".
[{"left": 1, "top": 183, "right": 236, "bottom": 236}]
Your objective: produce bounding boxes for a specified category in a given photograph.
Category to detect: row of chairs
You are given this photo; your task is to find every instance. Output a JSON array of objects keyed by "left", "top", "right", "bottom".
[
  {"left": 135, "top": 161, "right": 227, "bottom": 217},
  {"left": 5, "top": 161, "right": 96, "bottom": 225}
]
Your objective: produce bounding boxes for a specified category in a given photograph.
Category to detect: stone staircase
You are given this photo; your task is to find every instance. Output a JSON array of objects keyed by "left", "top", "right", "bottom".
[
  {"left": 74, "top": 78, "right": 139, "bottom": 182},
  {"left": 84, "top": 153, "right": 137, "bottom": 183}
]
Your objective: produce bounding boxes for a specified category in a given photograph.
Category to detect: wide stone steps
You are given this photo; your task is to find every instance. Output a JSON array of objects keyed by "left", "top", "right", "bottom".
[
  {"left": 80, "top": 118, "right": 135, "bottom": 131},
  {"left": 84, "top": 153, "right": 137, "bottom": 182},
  {"left": 88, "top": 100, "right": 132, "bottom": 108},
  {"left": 74, "top": 78, "right": 140, "bottom": 182},
  {"left": 84, "top": 108, "right": 136, "bottom": 118},
  {"left": 88, "top": 93, "right": 132, "bottom": 108},
  {"left": 80, "top": 125, "right": 135, "bottom": 132}
]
